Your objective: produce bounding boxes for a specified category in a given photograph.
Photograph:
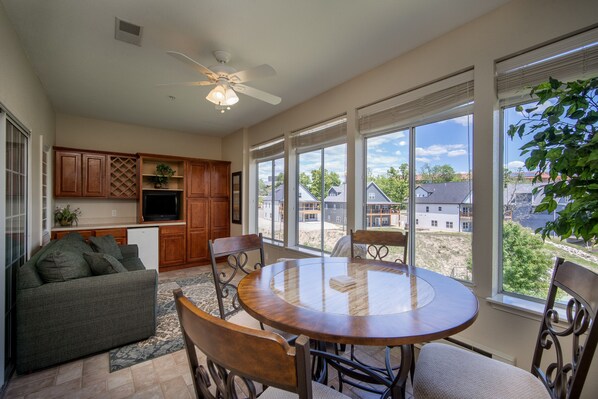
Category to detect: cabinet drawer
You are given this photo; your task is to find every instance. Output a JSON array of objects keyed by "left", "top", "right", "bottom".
[
  {"left": 159, "top": 225, "right": 186, "bottom": 235},
  {"left": 95, "top": 228, "right": 127, "bottom": 245}
]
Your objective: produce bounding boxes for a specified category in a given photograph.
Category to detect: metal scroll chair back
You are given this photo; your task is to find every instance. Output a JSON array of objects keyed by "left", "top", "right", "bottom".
[
  {"left": 173, "top": 289, "right": 314, "bottom": 399},
  {"left": 350, "top": 229, "right": 408, "bottom": 264},
  {"left": 531, "top": 257, "right": 598, "bottom": 399},
  {"left": 209, "top": 233, "right": 265, "bottom": 320}
]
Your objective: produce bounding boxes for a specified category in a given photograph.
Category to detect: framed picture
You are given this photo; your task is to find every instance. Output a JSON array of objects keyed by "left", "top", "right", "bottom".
[{"left": 231, "top": 171, "right": 242, "bottom": 224}]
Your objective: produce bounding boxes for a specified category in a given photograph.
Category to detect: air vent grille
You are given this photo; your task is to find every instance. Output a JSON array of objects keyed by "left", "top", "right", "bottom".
[{"left": 115, "top": 17, "right": 143, "bottom": 46}]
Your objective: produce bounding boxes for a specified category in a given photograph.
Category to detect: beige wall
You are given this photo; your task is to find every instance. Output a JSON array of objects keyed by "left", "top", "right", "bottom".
[
  {"left": 0, "top": 2, "right": 56, "bottom": 386},
  {"left": 56, "top": 113, "right": 221, "bottom": 159},
  {"left": 221, "top": 128, "right": 245, "bottom": 236},
  {"left": 221, "top": 0, "right": 598, "bottom": 396}
]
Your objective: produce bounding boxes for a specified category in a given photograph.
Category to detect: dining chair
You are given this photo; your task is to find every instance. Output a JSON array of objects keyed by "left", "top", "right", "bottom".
[
  {"left": 413, "top": 257, "right": 598, "bottom": 399},
  {"left": 209, "top": 233, "right": 295, "bottom": 341},
  {"left": 173, "top": 288, "right": 351, "bottom": 399},
  {"left": 350, "top": 229, "right": 408, "bottom": 263}
]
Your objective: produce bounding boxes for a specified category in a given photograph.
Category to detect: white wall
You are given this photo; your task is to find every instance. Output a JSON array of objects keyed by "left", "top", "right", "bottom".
[
  {"left": 221, "top": 0, "right": 598, "bottom": 396},
  {"left": 0, "top": 2, "right": 56, "bottom": 387}
]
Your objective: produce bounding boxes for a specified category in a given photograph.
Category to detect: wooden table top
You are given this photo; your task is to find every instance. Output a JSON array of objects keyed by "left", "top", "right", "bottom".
[{"left": 238, "top": 257, "right": 479, "bottom": 346}]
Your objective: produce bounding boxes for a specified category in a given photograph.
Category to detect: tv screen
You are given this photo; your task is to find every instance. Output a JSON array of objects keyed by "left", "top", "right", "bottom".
[{"left": 143, "top": 191, "right": 179, "bottom": 221}]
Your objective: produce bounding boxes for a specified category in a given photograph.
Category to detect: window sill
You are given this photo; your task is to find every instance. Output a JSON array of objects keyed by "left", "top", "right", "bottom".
[{"left": 486, "top": 293, "right": 548, "bottom": 322}]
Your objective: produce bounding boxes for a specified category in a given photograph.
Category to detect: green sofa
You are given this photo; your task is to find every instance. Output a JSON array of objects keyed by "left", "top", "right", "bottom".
[{"left": 16, "top": 234, "right": 157, "bottom": 373}]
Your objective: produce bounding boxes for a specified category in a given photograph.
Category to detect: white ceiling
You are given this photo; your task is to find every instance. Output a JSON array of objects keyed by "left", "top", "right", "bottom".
[{"left": 2, "top": 0, "right": 510, "bottom": 136}]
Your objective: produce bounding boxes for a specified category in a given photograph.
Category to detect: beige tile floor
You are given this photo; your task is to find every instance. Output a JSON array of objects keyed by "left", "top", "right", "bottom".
[{"left": 5, "top": 265, "right": 414, "bottom": 399}]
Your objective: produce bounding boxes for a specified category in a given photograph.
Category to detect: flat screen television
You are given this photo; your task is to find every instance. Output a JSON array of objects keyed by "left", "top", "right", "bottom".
[{"left": 143, "top": 190, "right": 180, "bottom": 221}]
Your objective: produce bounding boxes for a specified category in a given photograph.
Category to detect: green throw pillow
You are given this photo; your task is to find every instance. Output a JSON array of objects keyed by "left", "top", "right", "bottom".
[
  {"left": 36, "top": 250, "right": 92, "bottom": 283},
  {"left": 89, "top": 235, "right": 123, "bottom": 260},
  {"left": 83, "top": 252, "right": 128, "bottom": 275},
  {"left": 60, "top": 232, "right": 85, "bottom": 241}
]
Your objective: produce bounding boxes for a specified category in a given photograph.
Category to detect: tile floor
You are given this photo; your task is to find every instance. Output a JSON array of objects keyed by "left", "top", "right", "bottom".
[{"left": 4, "top": 265, "right": 414, "bottom": 399}]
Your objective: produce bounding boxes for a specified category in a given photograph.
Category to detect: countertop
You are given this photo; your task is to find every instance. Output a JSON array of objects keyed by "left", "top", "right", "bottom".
[{"left": 52, "top": 221, "right": 186, "bottom": 232}]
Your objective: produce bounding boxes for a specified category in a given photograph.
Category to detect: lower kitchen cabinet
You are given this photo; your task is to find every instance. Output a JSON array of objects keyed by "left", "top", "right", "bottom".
[{"left": 159, "top": 225, "right": 186, "bottom": 268}]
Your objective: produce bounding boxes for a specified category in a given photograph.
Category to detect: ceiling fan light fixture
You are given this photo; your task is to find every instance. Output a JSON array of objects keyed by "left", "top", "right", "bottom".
[
  {"left": 206, "top": 84, "right": 226, "bottom": 104},
  {"left": 224, "top": 87, "right": 239, "bottom": 105}
]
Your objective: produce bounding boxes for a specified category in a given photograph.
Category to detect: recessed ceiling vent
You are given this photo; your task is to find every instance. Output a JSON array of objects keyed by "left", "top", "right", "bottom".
[{"left": 115, "top": 17, "right": 143, "bottom": 46}]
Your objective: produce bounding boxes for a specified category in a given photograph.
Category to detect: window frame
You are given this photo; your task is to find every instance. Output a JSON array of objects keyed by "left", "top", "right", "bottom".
[{"left": 256, "top": 156, "right": 285, "bottom": 244}]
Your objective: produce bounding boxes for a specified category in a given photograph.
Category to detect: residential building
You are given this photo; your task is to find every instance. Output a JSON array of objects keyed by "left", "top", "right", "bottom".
[
  {"left": 415, "top": 182, "right": 473, "bottom": 232},
  {"left": 261, "top": 184, "right": 320, "bottom": 223}
]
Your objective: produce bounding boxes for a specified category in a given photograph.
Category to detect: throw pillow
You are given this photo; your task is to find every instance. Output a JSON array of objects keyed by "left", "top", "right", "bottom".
[
  {"left": 36, "top": 250, "right": 92, "bottom": 283},
  {"left": 60, "top": 232, "right": 85, "bottom": 241},
  {"left": 89, "top": 235, "right": 123, "bottom": 260},
  {"left": 83, "top": 252, "right": 128, "bottom": 275}
]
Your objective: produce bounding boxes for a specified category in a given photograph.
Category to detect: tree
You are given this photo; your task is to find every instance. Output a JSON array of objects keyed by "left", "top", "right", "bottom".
[
  {"left": 299, "top": 169, "right": 341, "bottom": 200},
  {"left": 371, "top": 164, "right": 409, "bottom": 207},
  {"left": 419, "top": 163, "right": 457, "bottom": 183},
  {"left": 502, "top": 221, "right": 553, "bottom": 298},
  {"left": 507, "top": 77, "right": 598, "bottom": 242},
  {"left": 274, "top": 172, "right": 284, "bottom": 188}
]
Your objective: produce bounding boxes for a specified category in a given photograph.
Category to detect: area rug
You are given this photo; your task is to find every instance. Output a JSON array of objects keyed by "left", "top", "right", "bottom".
[{"left": 109, "top": 270, "right": 237, "bottom": 371}]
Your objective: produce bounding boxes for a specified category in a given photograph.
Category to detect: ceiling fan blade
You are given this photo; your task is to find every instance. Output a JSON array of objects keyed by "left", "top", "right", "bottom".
[
  {"left": 233, "top": 84, "right": 281, "bottom": 105},
  {"left": 166, "top": 51, "right": 218, "bottom": 81},
  {"left": 157, "top": 81, "right": 215, "bottom": 87},
  {"left": 229, "top": 64, "right": 276, "bottom": 83}
]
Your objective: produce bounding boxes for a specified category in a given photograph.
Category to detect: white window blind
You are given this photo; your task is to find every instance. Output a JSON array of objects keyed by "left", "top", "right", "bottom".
[
  {"left": 250, "top": 136, "right": 284, "bottom": 160},
  {"left": 291, "top": 116, "right": 347, "bottom": 151},
  {"left": 358, "top": 70, "right": 474, "bottom": 136},
  {"left": 496, "top": 27, "right": 598, "bottom": 100}
]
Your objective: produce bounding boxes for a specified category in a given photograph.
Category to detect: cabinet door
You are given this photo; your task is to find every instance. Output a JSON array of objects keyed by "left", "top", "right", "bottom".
[
  {"left": 159, "top": 225, "right": 186, "bottom": 267},
  {"left": 187, "top": 161, "right": 210, "bottom": 197},
  {"left": 187, "top": 199, "right": 209, "bottom": 262},
  {"left": 210, "top": 162, "right": 230, "bottom": 198},
  {"left": 210, "top": 198, "right": 230, "bottom": 239},
  {"left": 95, "top": 228, "right": 127, "bottom": 245},
  {"left": 82, "top": 153, "right": 107, "bottom": 197},
  {"left": 55, "top": 151, "right": 82, "bottom": 197}
]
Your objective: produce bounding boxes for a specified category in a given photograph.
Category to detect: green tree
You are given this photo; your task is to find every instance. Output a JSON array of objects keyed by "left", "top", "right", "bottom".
[
  {"left": 420, "top": 163, "right": 457, "bottom": 183},
  {"left": 507, "top": 77, "right": 598, "bottom": 241},
  {"left": 371, "top": 164, "right": 409, "bottom": 207},
  {"left": 502, "top": 221, "right": 553, "bottom": 298},
  {"left": 274, "top": 172, "right": 284, "bottom": 188},
  {"left": 308, "top": 169, "right": 341, "bottom": 200},
  {"left": 258, "top": 178, "right": 270, "bottom": 196}
]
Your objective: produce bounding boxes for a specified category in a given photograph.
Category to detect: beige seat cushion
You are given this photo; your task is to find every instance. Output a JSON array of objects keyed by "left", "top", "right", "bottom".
[
  {"left": 413, "top": 343, "right": 551, "bottom": 399},
  {"left": 260, "top": 381, "right": 350, "bottom": 399},
  {"left": 228, "top": 310, "right": 297, "bottom": 342}
]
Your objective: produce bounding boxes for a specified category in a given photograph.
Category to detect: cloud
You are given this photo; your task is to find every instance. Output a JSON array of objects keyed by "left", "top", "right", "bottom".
[
  {"left": 447, "top": 149, "right": 467, "bottom": 157},
  {"left": 416, "top": 157, "right": 431, "bottom": 163},
  {"left": 507, "top": 160, "right": 525, "bottom": 169},
  {"left": 399, "top": 141, "right": 407, "bottom": 146}
]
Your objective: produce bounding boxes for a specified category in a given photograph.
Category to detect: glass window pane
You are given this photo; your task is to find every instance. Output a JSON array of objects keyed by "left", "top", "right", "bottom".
[
  {"left": 414, "top": 115, "right": 473, "bottom": 281},
  {"left": 273, "top": 158, "right": 285, "bottom": 242},
  {"left": 257, "top": 161, "right": 273, "bottom": 239},
  {"left": 298, "top": 150, "right": 322, "bottom": 250},
  {"left": 323, "top": 144, "right": 346, "bottom": 252},
  {"left": 502, "top": 103, "right": 598, "bottom": 300},
  {"left": 365, "top": 130, "right": 410, "bottom": 262}
]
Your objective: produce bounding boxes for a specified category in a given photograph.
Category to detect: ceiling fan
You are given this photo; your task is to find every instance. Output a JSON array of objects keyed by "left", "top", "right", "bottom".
[{"left": 164, "top": 50, "right": 281, "bottom": 112}]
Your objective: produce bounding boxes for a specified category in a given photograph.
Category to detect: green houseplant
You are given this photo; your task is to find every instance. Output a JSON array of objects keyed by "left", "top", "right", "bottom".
[
  {"left": 54, "top": 205, "right": 81, "bottom": 227},
  {"left": 153, "top": 163, "right": 175, "bottom": 189},
  {"left": 507, "top": 76, "right": 598, "bottom": 242}
]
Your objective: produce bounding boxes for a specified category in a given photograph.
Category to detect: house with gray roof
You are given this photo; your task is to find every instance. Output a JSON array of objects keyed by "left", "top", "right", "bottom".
[
  {"left": 324, "top": 182, "right": 398, "bottom": 227},
  {"left": 503, "top": 183, "right": 566, "bottom": 233},
  {"left": 415, "top": 182, "right": 472, "bottom": 232},
  {"left": 260, "top": 184, "right": 320, "bottom": 223}
]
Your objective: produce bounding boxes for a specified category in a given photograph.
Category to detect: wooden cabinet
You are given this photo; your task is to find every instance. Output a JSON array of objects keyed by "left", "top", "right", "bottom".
[
  {"left": 186, "top": 198, "right": 209, "bottom": 263},
  {"left": 186, "top": 161, "right": 210, "bottom": 198},
  {"left": 159, "top": 225, "right": 186, "bottom": 267},
  {"left": 52, "top": 227, "right": 127, "bottom": 245},
  {"left": 210, "top": 162, "right": 230, "bottom": 198},
  {"left": 55, "top": 148, "right": 137, "bottom": 199},
  {"left": 82, "top": 153, "right": 107, "bottom": 197},
  {"left": 55, "top": 151, "right": 82, "bottom": 197}
]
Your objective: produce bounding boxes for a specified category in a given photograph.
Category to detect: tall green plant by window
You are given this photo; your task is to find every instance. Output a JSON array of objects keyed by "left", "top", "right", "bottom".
[{"left": 507, "top": 77, "right": 598, "bottom": 242}]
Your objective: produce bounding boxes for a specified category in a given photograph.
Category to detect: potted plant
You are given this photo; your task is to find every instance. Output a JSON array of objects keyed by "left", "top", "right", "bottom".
[
  {"left": 153, "top": 163, "right": 175, "bottom": 189},
  {"left": 54, "top": 205, "right": 81, "bottom": 227}
]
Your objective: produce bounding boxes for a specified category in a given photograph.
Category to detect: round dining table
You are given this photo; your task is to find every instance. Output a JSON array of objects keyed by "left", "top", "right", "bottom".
[{"left": 238, "top": 257, "right": 479, "bottom": 398}]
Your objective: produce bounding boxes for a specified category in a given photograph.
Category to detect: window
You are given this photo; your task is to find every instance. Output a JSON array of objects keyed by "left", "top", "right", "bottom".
[
  {"left": 462, "top": 222, "right": 471, "bottom": 231},
  {"left": 361, "top": 71, "right": 473, "bottom": 279},
  {"left": 368, "top": 192, "right": 375, "bottom": 199},
  {"left": 252, "top": 137, "right": 285, "bottom": 243},
  {"left": 438, "top": 206, "right": 442, "bottom": 212},
  {"left": 294, "top": 117, "right": 347, "bottom": 253},
  {"left": 498, "top": 28, "right": 598, "bottom": 300},
  {"left": 446, "top": 221, "right": 453, "bottom": 229}
]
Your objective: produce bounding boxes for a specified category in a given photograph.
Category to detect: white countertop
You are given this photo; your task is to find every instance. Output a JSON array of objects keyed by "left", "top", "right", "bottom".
[{"left": 52, "top": 221, "right": 186, "bottom": 231}]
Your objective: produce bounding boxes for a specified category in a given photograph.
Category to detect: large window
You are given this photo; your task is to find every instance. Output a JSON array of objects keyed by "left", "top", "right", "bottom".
[
  {"left": 361, "top": 71, "right": 473, "bottom": 281},
  {"left": 251, "top": 137, "right": 285, "bottom": 242},
  {"left": 293, "top": 117, "right": 347, "bottom": 253},
  {"left": 498, "top": 29, "right": 598, "bottom": 300},
  {"left": 257, "top": 158, "right": 284, "bottom": 242}
]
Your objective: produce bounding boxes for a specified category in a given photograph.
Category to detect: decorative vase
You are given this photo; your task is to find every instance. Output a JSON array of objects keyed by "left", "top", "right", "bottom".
[{"left": 60, "top": 219, "right": 73, "bottom": 227}]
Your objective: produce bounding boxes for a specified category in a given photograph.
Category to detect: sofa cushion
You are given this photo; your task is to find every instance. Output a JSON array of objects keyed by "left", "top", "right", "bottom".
[
  {"left": 61, "top": 232, "right": 85, "bottom": 241},
  {"left": 121, "top": 257, "right": 146, "bottom": 272},
  {"left": 89, "top": 235, "right": 123, "bottom": 260},
  {"left": 83, "top": 252, "right": 128, "bottom": 275},
  {"left": 36, "top": 250, "right": 92, "bottom": 283}
]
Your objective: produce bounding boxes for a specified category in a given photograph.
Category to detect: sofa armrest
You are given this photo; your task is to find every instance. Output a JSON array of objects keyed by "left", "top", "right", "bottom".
[
  {"left": 120, "top": 244, "right": 139, "bottom": 259},
  {"left": 16, "top": 269, "right": 157, "bottom": 373}
]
